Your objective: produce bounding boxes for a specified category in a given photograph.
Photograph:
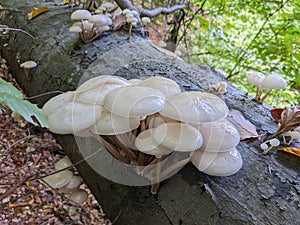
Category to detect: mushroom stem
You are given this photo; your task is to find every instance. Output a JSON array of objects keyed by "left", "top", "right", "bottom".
[
  {"left": 128, "top": 23, "right": 133, "bottom": 39},
  {"left": 254, "top": 87, "right": 261, "bottom": 101},
  {"left": 258, "top": 89, "right": 273, "bottom": 104},
  {"left": 160, "top": 156, "right": 191, "bottom": 180},
  {"left": 24, "top": 68, "right": 30, "bottom": 77}
]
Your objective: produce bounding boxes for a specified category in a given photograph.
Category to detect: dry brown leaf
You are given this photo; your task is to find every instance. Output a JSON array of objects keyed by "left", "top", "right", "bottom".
[
  {"left": 150, "top": 43, "right": 183, "bottom": 61},
  {"left": 274, "top": 107, "right": 300, "bottom": 136},
  {"left": 113, "top": 14, "right": 127, "bottom": 30},
  {"left": 227, "top": 109, "right": 259, "bottom": 140},
  {"left": 27, "top": 7, "right": 49, "bottom": 20},
  {"left": 281, "top": 147, "right": 300, "bottom": 157},
  {"left": 146, "top": 22, "right": 165, "bottom": 43}
]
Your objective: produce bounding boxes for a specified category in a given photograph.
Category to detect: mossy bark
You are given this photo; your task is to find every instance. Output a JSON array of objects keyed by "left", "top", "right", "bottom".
[{"left": 1, "top": 1, "right": 300, "bottom": 225}]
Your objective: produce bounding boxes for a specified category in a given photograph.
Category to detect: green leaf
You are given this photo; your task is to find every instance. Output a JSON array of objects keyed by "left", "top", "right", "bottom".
[
  {"left": 0, "top": 78, "right": 48, "bottom": 128},
  {"left": 0, "top": 93, "right": 49, "bottom": 128},
  {"left": 0, "top": 77, "right": 23, "bottom": 98}
]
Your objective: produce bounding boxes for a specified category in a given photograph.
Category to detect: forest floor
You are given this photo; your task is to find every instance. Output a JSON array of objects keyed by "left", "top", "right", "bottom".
[{"left": 0, "top": 55, "right": 112, "bottom": 225}]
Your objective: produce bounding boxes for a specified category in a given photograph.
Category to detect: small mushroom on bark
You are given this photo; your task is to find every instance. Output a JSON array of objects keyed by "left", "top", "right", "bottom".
[{"left": 20, "top": 60, "right": 37, "bottom": 77}]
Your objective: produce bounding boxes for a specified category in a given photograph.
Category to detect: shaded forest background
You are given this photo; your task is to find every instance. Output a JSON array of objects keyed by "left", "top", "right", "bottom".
[{"left": 139, "top": 0, "right": 300, "bottom": 107}]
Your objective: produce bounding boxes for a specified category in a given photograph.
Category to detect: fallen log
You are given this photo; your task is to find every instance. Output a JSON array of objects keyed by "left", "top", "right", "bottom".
[{"left": 1, "top": 1, "right": 300, "bottom": 225}]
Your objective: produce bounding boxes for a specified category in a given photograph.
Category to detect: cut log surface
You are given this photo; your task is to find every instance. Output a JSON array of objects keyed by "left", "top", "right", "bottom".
[{"left": 1, "top": 1, "right": 300, "bottom": 225}]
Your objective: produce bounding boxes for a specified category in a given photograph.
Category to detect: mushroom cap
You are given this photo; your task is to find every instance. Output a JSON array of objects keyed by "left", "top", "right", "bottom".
[
  {"left": 195, "top": 119, "right": 240, "bottom": 152},
  {"left": 101, "top": 2, "right": 115, "bottom": 10},
  {"left": 138, "top": 76, "right": 181, "bottom": 97},
  {"left": 75, "top": 76, "right": 129, "bottom": 104},
  {"left": 191, "top": 148, "right": 243, "bottom": 176},
  {"left": 47, "top": 102, "right": 102, "bottom": 134},
  {"left": 71, "top": 9, "right": 92, "bottom": 20},
  {"left": 77, "top": 75, "right": 129, "bottom": 92},
  {"left": 148, "top": 113, "right": 178, "bottom": 129},
  {"left": 54, "top": 157, "right": 72, "bottom": 170},
  {"left": 160, "top": 92, "right": 228, "bottom": 124},
  {"left": 42, "top": 91, "right": 75, "bottom": 117},
  {"left": 260, "top": 73, "right": 287, "bottom": 90},
  {"left": 81, "top": 20, "right": 94, "bottom": 31},
  {"left": 65, "top": 175, "right": 82, "bottom": 190},
  {"left": 20, "top": 60, "right": 37, "bottom": 68},
  {"left": 135, "top": 129, "right": 173, "bottom": 156},
  {"left": 69, "top": 189, "right": 88, "bottom": 204},
  {"left": 69, "top": 26, "right": 83, "bottom": 33},
  {"left": 89, "top": 14, "right": 112, "bottom": 25},
  {"left": 42, "top": 170, "right": 73, "bottom": 188},
  {"left": 97, "top": 25, "right": 110, "bottom": 33},
  {"left": 104, "top": 86, "right": 165, "bottom": 117},
  {"left": 152, "top": 122, "right": 203, "bottom": 152},
  {"left": 91, "top": 109, "right": 140, "bottom": 135},
  {"left": 246, "top": 72, "right": 265, "bottom": 86},
  {"left": 128, "top": 79, "right": 142, "bottom": 85},
  {"left": 141, "top": 17, "right": 151, "bottom": 23}
]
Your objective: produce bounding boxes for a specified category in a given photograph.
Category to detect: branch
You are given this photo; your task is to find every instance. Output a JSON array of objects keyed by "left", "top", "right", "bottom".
[
  {"left": 227, "top": 0, "right": 289, "bottom": 79},
  {"left": 114, "top": 0, "right": 186, "bottom": 17},
  {"left": 140, "top": 0, "right": 186, "bottom": 17}
]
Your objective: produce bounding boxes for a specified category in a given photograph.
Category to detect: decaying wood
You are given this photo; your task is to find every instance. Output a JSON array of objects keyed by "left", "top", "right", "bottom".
[{"left": 1, "top": 1, "right": 300, "bottom": 225}]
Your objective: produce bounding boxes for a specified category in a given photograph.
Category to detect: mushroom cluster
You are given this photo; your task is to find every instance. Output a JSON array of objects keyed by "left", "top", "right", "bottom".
[
  {"left": 69, "top": 9, "right": 112, "bottom": 43},
  {"left": 247, "top": 72, "right": 287, "bottom": 104},
  {"left": 43, "top": 75, "right": 243, "bottom": 193},
  {"left": 43, "top": 156, "right": 88, "bottom": 204}
]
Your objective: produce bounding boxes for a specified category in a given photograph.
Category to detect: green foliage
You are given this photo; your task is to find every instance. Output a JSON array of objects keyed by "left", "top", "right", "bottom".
[
  {"left": 179, "top": 0, "right": 300, "bottom": 107},
  {"left": 0, "top": 78, "right": 49, "bottom": 128}
]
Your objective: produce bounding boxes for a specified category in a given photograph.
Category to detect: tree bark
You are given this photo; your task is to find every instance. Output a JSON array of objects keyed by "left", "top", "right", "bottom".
[{"left": 1, "top": 1, "right": 300, "bottom": 225}]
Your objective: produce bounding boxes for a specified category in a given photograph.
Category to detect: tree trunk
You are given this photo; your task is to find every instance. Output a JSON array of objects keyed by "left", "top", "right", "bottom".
[{"left": 1, "top": 1, "right": 300, "bottom": 225}]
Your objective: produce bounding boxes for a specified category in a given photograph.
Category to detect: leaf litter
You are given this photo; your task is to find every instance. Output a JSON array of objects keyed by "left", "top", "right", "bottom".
[{"left": 0, "top": 55, "right": 111, "bottom": 225}]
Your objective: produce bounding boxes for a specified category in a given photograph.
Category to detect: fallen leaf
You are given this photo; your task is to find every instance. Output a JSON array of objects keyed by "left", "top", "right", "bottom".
[
  {"left": 226, "top": 109, "right": 259, "bottom": 140},
  {"left": 27, "top": 7, "right": 49, "bottom": 20},
  {"left": 274, "top": 107, "right": 300, "bottom": 136},
  {"left": 281, "top": 147, "right": 300, "bottom": 157},
  {"left": 113, "top": 14, "right": 127, "bottom": 30},
  {"left": 150, "top": 43, "right": 183, "bottom": 61},
  {"left": 146, "top": 22, "right": 165, "bottom": 43},
  {"left": 270, "top": 108, "right": 285, "bottom": 123}
]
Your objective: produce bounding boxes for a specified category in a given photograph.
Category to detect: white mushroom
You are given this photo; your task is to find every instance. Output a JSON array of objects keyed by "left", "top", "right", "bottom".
[
  {"left": 103, "top": 86, "right": 165, "bottom": 117},
  {"left": 71, "top": 10, "right": 92, "bottom": 20},
  {"left": 42, "top": 91, "right": 75, "bottom": 117},
  {"left": 91, "top": 109, "right": 140, "bottom": 135},
  {"left": 152, "top": 122, "right": 203, "bottom": 152},
  {"left": 42, "top": 170, "right": 73, "bottom": 188},
  {"left": 259, "top": 73, "right": 287, "bottom": 103},
  {"left": 191, "top": 148, "right": 243, "bottom": 176},
  {"left": 160, "top": 91, "right": 228, "bottom": 124},
  {"left": 194, "top": 119, "right": 240, "bottom": 152},
  {"left": 65, "top": 175, "right": 82, "bottom": 190},
  {"left": 69, "top": 26, "right": 83, "bottom": 33},
  {"left": 54, "top": 156, "right": 73, "bottom": 170},
  {"left": 69, "top": 189, "right": 88, "bottom": 204},
  {"left": 135, "top": 129, "right": 173, "bottom": 156},
  {"left": 138, "top": 76, "right": 181, "bottom": 97},
  {"left": 75, "top": 75, "right": 129, "bottom": 104},
  {"left": 47, "top": 102, "right": 102, "bottom": 134},
  {"left": 20, "top": 60, "right": 37, "bottom": 77},
  {"left": 246, "top": 72, "right": 265, "bottom": 101}
]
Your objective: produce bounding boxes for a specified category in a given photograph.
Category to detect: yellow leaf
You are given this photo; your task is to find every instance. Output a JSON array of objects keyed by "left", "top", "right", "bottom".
[
  {"left": 64, "top": 0, "right": 70, "bottom": 4},
  {"left": 282, "top": 147, "right": 300, "bottom": 157},
  {"left": 27, "top": 7, "right": 49, "bottom": 20}
]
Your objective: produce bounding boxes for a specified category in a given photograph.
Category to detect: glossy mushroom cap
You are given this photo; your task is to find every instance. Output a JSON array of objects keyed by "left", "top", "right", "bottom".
[
  {"left": 91, "top": 109, "right": 140, "bottom": 135},
  {"left": 54, "top": 157, "right": 73, "bottom": 170},
  {"left": 160, "top": 92, "right": 228, "bottom": 124},
  {"left": 135, "top": 129, "right": 173, "bottom": 156},
  {"left": 42, "top": 91, "right": 75, "bottom": 117},
  {"left": 261, "top": 73, "right": 287, "bottom": 90},
  {"left": 104, "top": 86, "right": 165, "bottom": 117},
  {"left": 47, "top": 102, "right": 102, "bottom": 134},
  {"left": 138, "top": 76, "right": 181, "bottom": 97},
  {"left": 71, "top": 10, "right": 92, "bottom": 20},
  {"left": 191, "top": 148, "right": 243, "bottom": 176},
  {"left": 246, "top": 72, "right": 265, "bottom": 86},
  {"left": 69, "top": 189, "right": 88, "bottom": 204},
  {"left": 20, "top": 60, "right": 37, "bottom": 69},
  {"left": 195, "top": 119, "right": 240, "bottom": 152},
  {"left": 152, "top": 122, "right": 203, "bottom": 152},
  {"left": 42, "top": 170, "right": 73, "bottom": 188}
]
